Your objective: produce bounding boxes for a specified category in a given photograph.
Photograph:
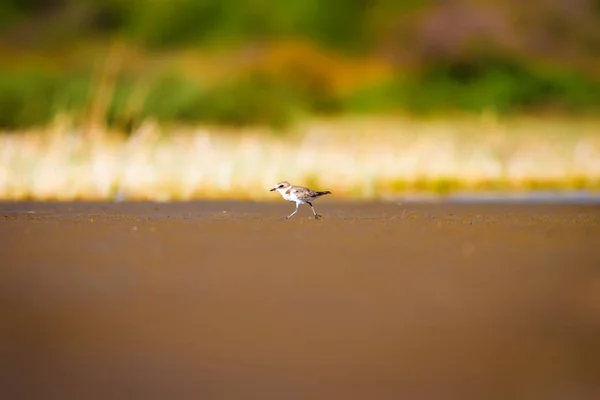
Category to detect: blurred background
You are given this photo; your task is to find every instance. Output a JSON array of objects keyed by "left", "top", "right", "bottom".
[{"left": 1, "top": 0, "right": 599, "bottom": 200}]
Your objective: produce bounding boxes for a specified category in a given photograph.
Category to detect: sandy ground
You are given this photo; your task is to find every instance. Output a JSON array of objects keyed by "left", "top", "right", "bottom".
[{"left": 1, "top": 201, "right": 600, "bottom": 399}]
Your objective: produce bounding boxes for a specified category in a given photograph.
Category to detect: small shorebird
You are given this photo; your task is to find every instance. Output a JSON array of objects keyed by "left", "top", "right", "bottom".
[{"left": 270, "top": 181, "right": 331, "bottom": 219}]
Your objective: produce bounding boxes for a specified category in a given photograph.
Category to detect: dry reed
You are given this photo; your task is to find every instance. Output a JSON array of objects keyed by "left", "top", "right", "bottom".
[{"left": 1, "top": 114, "right": 599, "bottom": 201}]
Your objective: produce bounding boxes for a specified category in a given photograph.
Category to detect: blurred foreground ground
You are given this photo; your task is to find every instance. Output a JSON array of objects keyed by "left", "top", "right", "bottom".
[{"left": 1, "top": 201, "right": 600, "bottom": 399}]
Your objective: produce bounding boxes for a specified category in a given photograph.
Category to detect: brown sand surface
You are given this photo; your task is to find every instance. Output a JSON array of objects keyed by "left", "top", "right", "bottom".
[{"left": 1, "top": 201, "right": 600, "bottom": 399}]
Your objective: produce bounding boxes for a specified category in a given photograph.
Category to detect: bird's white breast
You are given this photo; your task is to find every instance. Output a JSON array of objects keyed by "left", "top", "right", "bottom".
[{"left": 278, "top": 189, "right": 298, "bottom": 203}]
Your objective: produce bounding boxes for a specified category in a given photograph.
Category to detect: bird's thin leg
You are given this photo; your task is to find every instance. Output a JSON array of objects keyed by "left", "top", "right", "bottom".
[
  {"left": 307, "top": 202, "right": 321, "bottom": 219},
  {"left": 286, "top": 203, "right": 299, "bottom": 219}
]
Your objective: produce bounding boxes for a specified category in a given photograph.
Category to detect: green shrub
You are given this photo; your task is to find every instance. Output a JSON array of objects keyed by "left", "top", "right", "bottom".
[
  {"left": 345, "top": 60, "right": 600, "bottom": 116},
  {"left": 1, "top": 59, "right": 599, "bottom": 131},
  {"left": 0, "top": 70, "right": 57, "bottom": 128}
]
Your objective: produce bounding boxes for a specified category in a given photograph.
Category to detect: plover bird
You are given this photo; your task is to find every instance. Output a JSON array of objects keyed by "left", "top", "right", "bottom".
[{"left": 270, "top": 181, "right": 331, "bottom": 219}]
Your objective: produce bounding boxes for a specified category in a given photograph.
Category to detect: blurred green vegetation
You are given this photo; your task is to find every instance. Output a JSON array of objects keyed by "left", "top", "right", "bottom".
[{"left": 1, "top": 0, "right": 600, "bottom": 130}]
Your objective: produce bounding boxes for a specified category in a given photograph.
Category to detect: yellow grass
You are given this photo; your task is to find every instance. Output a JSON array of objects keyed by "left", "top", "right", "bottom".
[{"left": 1, "top": 114, "right": 599, "bottom": 201}]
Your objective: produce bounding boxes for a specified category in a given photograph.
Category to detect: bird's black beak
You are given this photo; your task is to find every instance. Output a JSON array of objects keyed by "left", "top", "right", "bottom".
[{"left": 269, "top": 187, "right": 276, "bottom": 192}]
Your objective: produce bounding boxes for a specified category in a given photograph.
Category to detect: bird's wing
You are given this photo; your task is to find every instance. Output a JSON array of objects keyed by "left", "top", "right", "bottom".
[{"left": 292, "top": 186, "right": 318, "bottom": 198}]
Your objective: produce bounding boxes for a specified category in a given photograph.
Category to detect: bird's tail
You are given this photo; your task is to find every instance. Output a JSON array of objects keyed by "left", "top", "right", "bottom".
[{"left": 316, "top": 191, "right": 331, "bottom": 196}]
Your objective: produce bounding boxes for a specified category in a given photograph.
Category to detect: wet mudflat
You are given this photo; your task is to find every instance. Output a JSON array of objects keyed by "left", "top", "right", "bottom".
[{"left": 1, "top": 201, "right": 600, "bottom": 399}]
